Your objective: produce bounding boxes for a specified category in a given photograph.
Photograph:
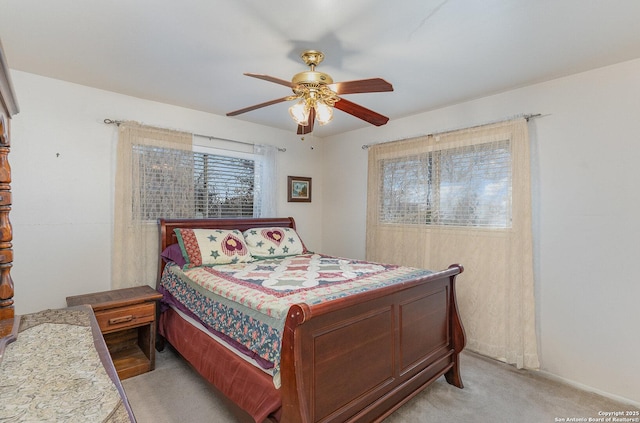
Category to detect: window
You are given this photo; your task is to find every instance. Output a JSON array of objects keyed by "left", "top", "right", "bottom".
[
  {"left": 193, "top": 150, "right": 257, "bottom": 218},
  {"left": 378, "top": 139, "right": 512, "bottom": 228},
  {"left": 133, "top": 145, "right": 262, "bottom": 220},
  {"left": 366, "top": 119, "right": 539, "bottom": 369}
]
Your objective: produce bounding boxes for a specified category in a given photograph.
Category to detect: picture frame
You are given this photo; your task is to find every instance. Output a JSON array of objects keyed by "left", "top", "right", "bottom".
[{"left": 287, "top": 176, "right": 312, "bottom": 202}]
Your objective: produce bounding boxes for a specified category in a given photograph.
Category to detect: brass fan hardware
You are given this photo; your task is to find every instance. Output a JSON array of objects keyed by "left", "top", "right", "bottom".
[{"left": 227, "top": 50, "right": 393, "bottom": 135}]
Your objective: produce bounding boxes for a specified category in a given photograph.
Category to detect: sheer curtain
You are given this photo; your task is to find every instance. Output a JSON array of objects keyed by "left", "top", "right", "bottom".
[
  {"left": 366, "top": 119, "right": 539, "bottom": 369},
  {"left": 253, "top": 143, "right": 278, "bottom": 217},
  {"left": 113, "top": 122, "right": 193, "bottom": 289}
]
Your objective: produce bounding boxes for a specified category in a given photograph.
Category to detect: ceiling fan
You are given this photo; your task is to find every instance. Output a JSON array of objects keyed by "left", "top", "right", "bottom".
[{"left": 226, "top": 50, "right": 393, "bottom": 135}]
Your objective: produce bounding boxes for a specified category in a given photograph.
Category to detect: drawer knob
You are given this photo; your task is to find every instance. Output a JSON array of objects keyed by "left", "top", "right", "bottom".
[{"left": 108, "top": 315, "right": 134, "bottom": 325}]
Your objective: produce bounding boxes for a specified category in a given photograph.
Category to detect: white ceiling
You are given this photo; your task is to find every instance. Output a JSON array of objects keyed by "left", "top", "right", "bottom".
[{"left": 2, "top": 0, "right": 640, "bottom": 137}]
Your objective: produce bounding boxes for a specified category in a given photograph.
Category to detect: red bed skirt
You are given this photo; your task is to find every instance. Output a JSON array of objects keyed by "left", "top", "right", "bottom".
[{"left": 159, "top": 307, "right": 282, "bottom": 423}]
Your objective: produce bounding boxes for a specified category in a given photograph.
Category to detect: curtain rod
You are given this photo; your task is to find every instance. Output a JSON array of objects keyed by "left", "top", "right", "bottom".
[
  {"left": 361, "top": 113, "right": 543, "bottom": 150},
  {"left": 103, "top": 119, "right": 286, "bottom": 152}
]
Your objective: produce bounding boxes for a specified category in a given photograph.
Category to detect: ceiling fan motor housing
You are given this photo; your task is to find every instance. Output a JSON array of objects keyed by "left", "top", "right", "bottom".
[
  {"left": 291, "top": 50, "right": 333, "bottom": 87},
  {"left": 291, "top": 70, "right": 333, "bottom": 86}
]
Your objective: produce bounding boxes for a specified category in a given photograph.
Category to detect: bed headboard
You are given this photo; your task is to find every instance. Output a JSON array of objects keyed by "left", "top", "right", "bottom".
[{"left": 157, "top": 216, "right": 297, "bottom": 284}]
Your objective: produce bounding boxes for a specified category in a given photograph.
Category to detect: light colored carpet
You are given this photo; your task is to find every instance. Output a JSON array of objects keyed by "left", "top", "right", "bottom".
[
  {"left": 122, "top": 347, "right": 638, "bottom": 423},
  {"left": 121, "top": 346, "right": 254, "bottom": 423}
]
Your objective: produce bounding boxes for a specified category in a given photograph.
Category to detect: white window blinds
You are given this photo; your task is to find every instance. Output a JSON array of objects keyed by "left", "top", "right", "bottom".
[
  {"left": 133, "top": 145, "right": 260, "bottom": 220},
  {"left": 193, "top": 151, "right": 256, "bottom": 218},
  {"left": 378, "top": 139, "right": 512, "bottom": 228}
]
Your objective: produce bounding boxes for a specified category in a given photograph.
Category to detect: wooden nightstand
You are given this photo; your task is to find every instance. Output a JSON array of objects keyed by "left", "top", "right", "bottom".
[{"left": 66, "top": 285, "right": 163, "bottom": 380}]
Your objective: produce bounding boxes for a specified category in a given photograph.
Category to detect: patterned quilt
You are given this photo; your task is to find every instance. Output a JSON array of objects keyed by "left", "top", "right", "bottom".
[
  {"left": 160, "top": 253, "right": 433, "bottom": 385},
  {"left": 0, "top": 308, "right": 132, "bottom": 422}
]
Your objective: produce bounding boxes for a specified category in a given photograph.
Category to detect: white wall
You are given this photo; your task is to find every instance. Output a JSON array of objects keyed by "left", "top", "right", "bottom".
[
  {"left": 9, "top": 70, "right": 324, "bottom": 314},
  {"left": 322, "top": 58, "right": 640, "bottom": 405}
]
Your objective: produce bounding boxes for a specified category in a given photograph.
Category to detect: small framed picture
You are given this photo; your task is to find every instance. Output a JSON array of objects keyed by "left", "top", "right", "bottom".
[{"left": 287, "top": 176, "right": 312, "bottom": 202}]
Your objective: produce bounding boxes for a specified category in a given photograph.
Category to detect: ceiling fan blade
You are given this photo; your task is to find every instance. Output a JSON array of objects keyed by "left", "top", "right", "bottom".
[
  {"left": 329, "top": 78, "right": 393, "bottom": 95},
  {"left": 244, "top": 73, "right": 294, "bottom": 88},
  {"left": 297, "top": 108, "right": 315, "bottom": 135},
  {"left": 334, "top": 98, "right": 389, "bottom": 126},
  {"left": 226, "top": 96, "right": 291, "bottom": 116}
]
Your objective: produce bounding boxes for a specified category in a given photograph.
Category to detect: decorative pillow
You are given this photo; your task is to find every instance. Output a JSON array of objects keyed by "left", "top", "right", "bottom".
[
  {"left": 174, "top": 228, "right": 253, "bottom": 267},
  {"left": 161, "top": 243, "right": 187, "bottom": 268},
  {"left": 243, "top": 227, "right": 305, "bottom": 258}
]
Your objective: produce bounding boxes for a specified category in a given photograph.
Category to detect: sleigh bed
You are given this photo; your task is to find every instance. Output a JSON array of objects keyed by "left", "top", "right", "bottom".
[{"left": 156, "top": 216, "right": 466, "bottom": 423}]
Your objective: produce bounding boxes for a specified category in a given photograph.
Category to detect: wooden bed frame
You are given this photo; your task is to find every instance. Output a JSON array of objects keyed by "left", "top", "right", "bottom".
[{"left": 157, "top": 216, "right": 466, "bottom": 423}]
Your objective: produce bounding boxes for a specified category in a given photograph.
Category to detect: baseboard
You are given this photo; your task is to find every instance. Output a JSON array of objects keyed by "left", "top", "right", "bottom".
[{"left": 536, "top": 369, "right": 640, "bottom": 409}]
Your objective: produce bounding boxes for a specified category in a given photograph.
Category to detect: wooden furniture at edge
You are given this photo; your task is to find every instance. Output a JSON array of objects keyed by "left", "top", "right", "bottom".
[
  {"left": 66, "top": 285, "right": 163, "bottom": 379},
  {"left": 0, "top": 39, "right": 20, "bottom": 349}
]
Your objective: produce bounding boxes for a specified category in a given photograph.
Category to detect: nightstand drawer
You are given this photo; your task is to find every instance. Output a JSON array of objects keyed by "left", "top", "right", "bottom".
[{"left": 95, "top": 302, "right": 155, "bottom": 333}]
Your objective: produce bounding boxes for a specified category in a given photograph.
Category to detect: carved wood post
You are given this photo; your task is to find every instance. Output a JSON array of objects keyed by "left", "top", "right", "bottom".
[
  {"left": 0, "top": 41, "right": 19, "bottom": 338},
  {"left": 0, "top": 129, "right": 14, "bottom": 326}
]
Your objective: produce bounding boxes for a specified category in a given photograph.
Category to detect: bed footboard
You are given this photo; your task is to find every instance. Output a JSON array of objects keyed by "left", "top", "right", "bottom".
[{"left": 280, "top": 264, "right": 465, "bottom": 423}]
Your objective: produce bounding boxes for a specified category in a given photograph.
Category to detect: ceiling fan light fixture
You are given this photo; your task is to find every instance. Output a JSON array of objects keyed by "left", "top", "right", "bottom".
[
  {"left": 289, "top": 99, "right": 310, "bottom": 126},
  {"left": 315, "top": 100, "right": 333, "bottom": 125}
]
